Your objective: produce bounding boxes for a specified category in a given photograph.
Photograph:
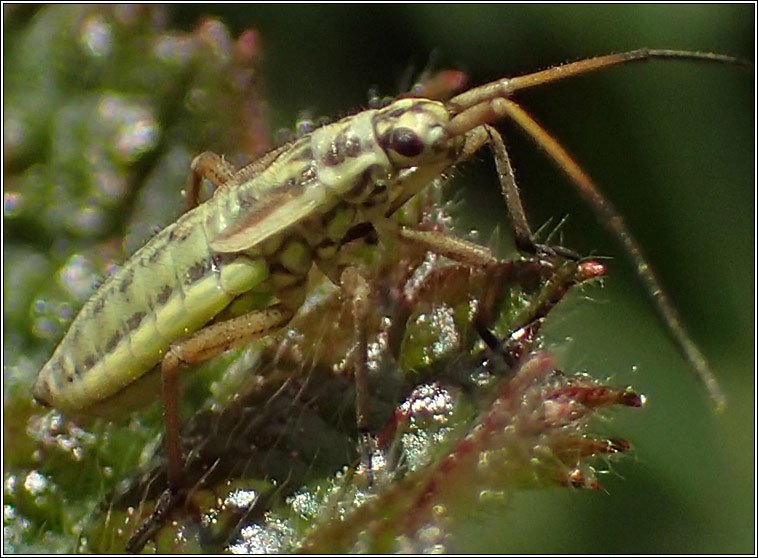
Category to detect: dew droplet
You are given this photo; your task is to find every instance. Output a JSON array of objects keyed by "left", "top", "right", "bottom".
[
  {"left": 58, "top": 254, "right": 98, "bottom": 300},
  {"left": 115, "top": 116, "right": 159, "bottom": 162},
  {"left": 23, "top": 471, "right": 48, "bottom": 496},
  {"left": 197, "top": 18, "right": 233, "bottom": 63},
  {"left": 153, "top": 35, "right": 195, "bottom": 65},
  {"left": 3, "top": 191, "right": 25, "bottom": 218},
  {"left": 70, "top": 206, "right": 107, "bottom": 236},
  {"left": 79, "top": 14, "right": 113, "bottom": 58},
  {"left": 224, "top": 487, "right": 258, "bottom": 510}
]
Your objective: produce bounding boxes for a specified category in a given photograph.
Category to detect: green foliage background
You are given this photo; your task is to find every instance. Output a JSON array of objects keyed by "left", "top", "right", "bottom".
[{"left": 4, "top": 4, "right": 754, "bottom": 553}]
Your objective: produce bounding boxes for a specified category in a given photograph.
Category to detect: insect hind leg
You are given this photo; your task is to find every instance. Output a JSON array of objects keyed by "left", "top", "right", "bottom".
[{"left": 126, "top": 304, "right": 293, "bottom": 553}]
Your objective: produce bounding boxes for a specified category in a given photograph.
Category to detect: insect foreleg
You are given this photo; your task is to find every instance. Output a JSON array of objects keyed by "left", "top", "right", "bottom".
[
  {"left": 485, "top": 125, "right": 579, "bottom": 260},
  {"left": 502, "top": 260, "right": 606, "bottom": 367},
  {"left": 453, "top": 124, "right": 576, "bottom": 259},
  {"left": 481, "top": 97, "right": 724, "bottom": 409},
  {"left": 390, "top": 226, "right": 525, "bottom": 351},
  {"left": 124, "top": 486, "right": 177, "bottom": 553}
]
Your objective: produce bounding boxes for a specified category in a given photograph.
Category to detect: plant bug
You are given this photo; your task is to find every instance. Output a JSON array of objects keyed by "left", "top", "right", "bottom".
[{"left": 28, "top": 36, "right": 750, "bottom": 552}]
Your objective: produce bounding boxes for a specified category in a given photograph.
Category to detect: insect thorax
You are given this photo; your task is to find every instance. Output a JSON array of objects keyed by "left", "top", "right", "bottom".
[{"left": 33, "top": 96, "right": 464, "bottom": 416}]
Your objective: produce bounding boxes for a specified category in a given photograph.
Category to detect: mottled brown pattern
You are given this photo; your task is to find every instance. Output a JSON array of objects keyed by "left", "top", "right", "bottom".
[
  {"left": 344, "top": 165, "right": 380, "bottom": 202},
  {"left": 126, "top": 311, "right": 146, "bottom": 331},
  {"left": 319, "top": 203, "right": 341, "bottom": 228},
  {"left": 148, "top": 247, "right": 164, "bottom": 264},
  {"left": 298, "top": 163, "right": 318, "bottom": 186},
  {"left": 295, "top": 215, "right": 326, "bottom": 247},
  {"left": 322, "top": 132, "right": 346, "bottom": 167},
  {"left": 237, "top": 189, "right": 257, "bottom": 209},
  {"left": 315, "top": 238, "right": 338, "bottom": 260},
  {"left": 185, "top": 259, "right": 211, "bottom": 285},
  {"left": 105, "top": 330, "right": 122, "bottom": 353},
  {"left": 361, "top": 185, "right": 388, "bottom": 209},
  {"left": 213, "top": 191, "right": 293, "bottom": 248},
  {"left": 156, "top": 284, "right": 172, "bottom": 304},
  {"left": 91, "top": 295, "right": 106, "bottom": 315},
  {"left": 267, "top": 262, "right": 299, "bottom": 279},
  {"left": 294, "top": 146, "right": 314, "bottom": 161},
  {"left": 168, "top": 223, "right": 192, "bottom": 243},
  {"left": 119, "top": 268, "right": 135, "bottom": 293},
  {"left": 82, "top": 354, "right": 96, "bottom": 372},
  {"left": 344, "top": 135, "right": 361, "bottom": 157}
]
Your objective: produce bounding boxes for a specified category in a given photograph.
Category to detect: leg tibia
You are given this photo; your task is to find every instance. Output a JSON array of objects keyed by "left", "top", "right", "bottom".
[{"left": 183, "top": 151, "right": 238, "bottom": 213}]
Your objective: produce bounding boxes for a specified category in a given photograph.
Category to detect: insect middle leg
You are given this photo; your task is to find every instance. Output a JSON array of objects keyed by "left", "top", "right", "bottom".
[
  {"left": 161, "top": 304, "right": 294, "bottom": 488},
  {"left": 388, "top": 224, "right": 548, "bottom": 356},
  {"left": 372, "top": 255, "right": 605, "bottom": 451},
  {"left": 338, "top": 266, "right": 376, "bottom": 481}
]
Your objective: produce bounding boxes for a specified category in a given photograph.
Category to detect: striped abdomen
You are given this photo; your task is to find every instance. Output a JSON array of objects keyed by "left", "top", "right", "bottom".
[{"left": 32, "top": 207, "right": 269, "bottom": 414}]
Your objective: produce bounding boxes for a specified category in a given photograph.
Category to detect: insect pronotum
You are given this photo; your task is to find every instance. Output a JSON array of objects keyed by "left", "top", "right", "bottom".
[{"left": 30, "top": 48, "right": 749, "bottom": 550}]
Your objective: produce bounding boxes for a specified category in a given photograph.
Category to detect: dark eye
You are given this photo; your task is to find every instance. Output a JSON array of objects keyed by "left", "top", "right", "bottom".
[{"left": 389, "top": 127, "right": 424, "bottom": 157}]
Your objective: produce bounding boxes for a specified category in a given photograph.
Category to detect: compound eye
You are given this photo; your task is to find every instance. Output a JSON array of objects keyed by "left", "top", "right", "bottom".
[{"left": 389, "top": 127, "right": 424, "bottom": 158}]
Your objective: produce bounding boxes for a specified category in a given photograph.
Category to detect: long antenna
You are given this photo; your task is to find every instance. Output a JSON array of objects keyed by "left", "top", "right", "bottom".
[
  {"left": 449, "top": 49, "right": 752, "bottom": 110},
  {"left": 497, "top": 98, "right": 725, "bottom": 409},
  {"left": 447, "top": 49, "right": 751, "bottom": 409}
]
